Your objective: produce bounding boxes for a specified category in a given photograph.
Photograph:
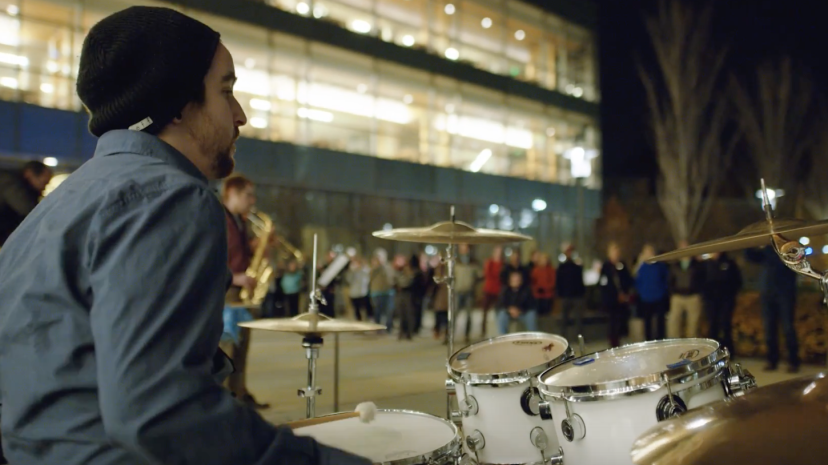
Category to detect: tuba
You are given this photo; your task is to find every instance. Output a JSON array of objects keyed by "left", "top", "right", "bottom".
[{"left": 240, "top": 209, "right": 275, "bottom": 305}]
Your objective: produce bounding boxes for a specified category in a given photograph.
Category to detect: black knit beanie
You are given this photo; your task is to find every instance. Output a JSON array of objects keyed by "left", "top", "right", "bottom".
[{"left": 77, "top": 6, "right": 221, "bottom": 137}]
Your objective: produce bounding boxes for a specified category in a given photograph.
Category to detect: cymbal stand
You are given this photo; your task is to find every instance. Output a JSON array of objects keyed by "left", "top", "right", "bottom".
[
  {"left": 760, "top": 180, "right": 828, "bottom": 367},
  {"left": 434, "top": 207, "right": 458, "bottom": 419},
  {"left": 297, "top": 234, "right": 327, "bottom": 418}
]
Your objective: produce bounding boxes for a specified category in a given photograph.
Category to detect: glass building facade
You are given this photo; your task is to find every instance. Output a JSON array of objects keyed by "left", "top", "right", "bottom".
[{"left": 0, "top": 0, "right": 601, "bottom": 258}]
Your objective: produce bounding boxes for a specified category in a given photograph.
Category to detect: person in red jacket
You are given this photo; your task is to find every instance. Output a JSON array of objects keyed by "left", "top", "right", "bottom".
[
  {"left": 481, "top": 246, "right": 503, "bottom": 338},
  {"left": 531, "top": 252, "right": 556, "bottom": 317}
]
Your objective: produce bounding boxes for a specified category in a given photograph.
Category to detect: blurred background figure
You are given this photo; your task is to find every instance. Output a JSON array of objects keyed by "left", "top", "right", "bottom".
[
  {"left": 394, "top": 254, "right": 417, "bottom": 340},
  {"left": 0, "top": 160, "right": 53, "bottom": 247},
  {"left": 667, "top": 240, "right": 705, "bottom": 339},
  {"left": 702, "top": 252, "right": 742, "bottom": 357},
  {"left": 600, "top": 242, "right": 633, "bottom": 347},
  {"left": 635, "top": 244, "right": 670, "bottom": 341},
  {"left": 455, "top": 243, "right": 480, "bottom": 343},
  {"left": 370, "top": 248, "right": 396, "bottom": 334},
  {"left": 481, "top": 246, "right": 504, "bottom": 338},
  {"left": 346, "top": 256, "right": 373, "bottom": 321},
  {"left": 530, "top": 252, "right": 556, "bottom": 332},
  {"left": 746, "top": 247, "right": 799, "bottom": 373},
  {"left": 430, "top": 262, "right": 449, "bottom": 344},
  {"left": 556, "top": 244, "right": 586, "bottom": 340},
  {"left": 280, "top": 259, "right": 304, "bottom": 317},
  {"left": 497, "top": 270, "right": 538, "bottom": 334}
]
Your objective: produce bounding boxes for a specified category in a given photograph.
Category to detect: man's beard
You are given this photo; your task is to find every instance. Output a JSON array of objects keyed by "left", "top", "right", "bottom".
[{"left": 191, "top": 112, "right": 238, "bottom": 179}]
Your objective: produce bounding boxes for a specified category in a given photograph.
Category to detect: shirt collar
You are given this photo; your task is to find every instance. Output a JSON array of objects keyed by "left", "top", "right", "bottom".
[{"left": 93, "top": 130, "right": 207, "bottom": 183}]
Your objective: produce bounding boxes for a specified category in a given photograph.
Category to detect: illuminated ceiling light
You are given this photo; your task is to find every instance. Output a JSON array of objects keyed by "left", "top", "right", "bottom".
[
  {"left": 43, "top": 157, "right": 58, "bottom": 167},
  {"left": 0, "top": 77, "right": 18, "bottom": 89},
  {"left": 470, "top": 148, "right": 492, "bottom": 172},
  {"left": 295, "top": 2, "right": 310, "bottom": 15},
  {"left": 357, "top": 83, "right": 368, "bottom": 94},
  {"left": 564, "top": 146, "right": 599, "bottom": 179},
  {"left": 481, "top": 17, "right": 492, "bottom": 28},
  {"left": 0, "top": 52, "right": 28, "bottom": 67},
  {"left": 249, "top": 98, "right": 271, "bottom": 111},
  {"left": 401, "top": 35, "right": 415, "bottom": 46},
  {"left": 40, "top": 83, "right": 54, "bottom": 94},
  {"left": 532, "top": 198, "right": 547, "bottom": 212},
  {"left": 244, "top": 58, "right": 256, "bottom": 69},
  {"left": 515, "top": 29, "right": 526, "bottom": 41},
  {"left": 250, "top": 117, "right": 268, "bottom": 129},
  {"left": 444, "top": 3, "right": 455, "bottom": 15},
  {"left": 312, "top": 5, "right": 327, "bottom": 18},
  {"left": 444, "top": 47, "right": 459, "bottom": 60},
  {"left": 403, "top": 94, "right": 413, "bottom": 104},
  {"left": 350, "top": 19, "right": 372, "bottom": 34},
  {"left": 297, "top": 107, "right": 335, "bottom": 123},
  {"left": 6, "top": 5, "right": 19, "bottom": 16}
]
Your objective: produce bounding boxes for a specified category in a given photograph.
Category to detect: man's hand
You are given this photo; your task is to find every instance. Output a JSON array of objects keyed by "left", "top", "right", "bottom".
[
  {"left": 508, "top": 306, "right": 521, "bottom": 318},
  {"left": 233, "top": 273, "right": 257, "bottom": 292}
]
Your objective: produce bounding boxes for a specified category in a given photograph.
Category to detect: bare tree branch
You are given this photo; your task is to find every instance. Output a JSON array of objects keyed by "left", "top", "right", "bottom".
[
  {"left": 638, "top": 0, "right": 737, "bottom": 244},
  {"left": 731, "top": 57, "right": 817, "bottom": 211}
]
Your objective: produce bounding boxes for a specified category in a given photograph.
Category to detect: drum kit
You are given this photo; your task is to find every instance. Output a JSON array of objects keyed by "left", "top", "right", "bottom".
[{"left": 238, "top": 180, "right": 828, "bottom": 465}]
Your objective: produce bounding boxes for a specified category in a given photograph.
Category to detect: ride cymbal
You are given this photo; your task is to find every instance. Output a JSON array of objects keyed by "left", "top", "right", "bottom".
[
  {"left": 649, "top": 218, "right": 828, "bottom": 262},
  {"left": 373, "top": 220, "right": 532, "bottom": 245},
  {"left": 238, "top": 313, "right": 386, "bottom": 335}
]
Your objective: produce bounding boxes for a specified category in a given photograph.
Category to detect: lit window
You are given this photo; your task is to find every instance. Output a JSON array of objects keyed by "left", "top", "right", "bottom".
[
  {"left": 6, "top": 5, "right": 19, "bottom": 16},
  {"left": 444, "top": 4, "right": 455, "bottom": 15},
  {"left": 40, "top": 83, "right": 54, "bottom": 94},
  {"left": 515, "top": 30, "right": 526, "bottom": 41},
  {"left": 0, "top": 77, "right": 18, "bottom": 89},
  {"left": 43, "top": 157, "right": 58, "bottom": 167},
  {"left": 296, "top": 2, "right": 310, "bottom": 15},
  {"left": 350, "top": 19, "right": 371, "bottom": 34},
  {"left": 445, "top": 48, "right": 459, "bottom": 60},
  {"left": 250, "top": 117, "right": 268, "bottom": 128},
  {"left": 249, "top": 98, "right": 271, "bottom": 111},
  {"left": 401, "top": 35, "right": 415, "bottom": 47},
  {"left": 481, "top": 17, "right": 492, "bottom": 29}
]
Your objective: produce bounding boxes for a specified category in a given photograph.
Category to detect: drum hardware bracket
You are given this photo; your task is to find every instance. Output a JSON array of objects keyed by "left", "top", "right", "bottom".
[
  {"left": 521, "top": 387, "right": 542, "bottom": 416},
  {"left": 458, "top": 382, "right": 479, "bottom": 417},
  {"left": 656, "top": 374, "right": 687, "bottom": 421},
  {"left": 561, "top": 401, "right": 586, "bottom": 442},
  {"left": 723, "top": 362, "right": 757, "bottom": 398},
  {"left": 577, "top": 334, "right": 586, "bottom": 356},
  {"left": 298, "top": 335, "right": 324, "bottom": 418},
  {"left": 538, "top": 400, "right": 554, "bottom": 421}
]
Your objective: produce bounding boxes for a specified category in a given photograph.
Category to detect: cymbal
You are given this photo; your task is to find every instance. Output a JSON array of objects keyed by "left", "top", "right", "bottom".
[
  {"left": 630, "top": 373, "right": 828, "bottom": 465},
  {"left": 373, "top": 220, "right": 532, "bottom": 245},
  {"left": 649, "top": 218, "right": 828, "bottom": 262},
  {"left": 238, "top": 313, "right": 386, "bottom": 335},
  {"left": 225, "top": 302, "right": 262, "bottom": 310}
]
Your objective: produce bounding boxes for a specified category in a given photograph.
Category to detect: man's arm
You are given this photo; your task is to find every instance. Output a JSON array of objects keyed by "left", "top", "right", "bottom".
[{"left": 88, "top": 183, "right": 369, "bottom": 465}]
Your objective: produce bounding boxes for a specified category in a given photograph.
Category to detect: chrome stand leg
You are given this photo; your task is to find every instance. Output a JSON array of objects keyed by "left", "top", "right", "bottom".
[{"left": 298, "top": 335, "right": 323, "bottom": 418}]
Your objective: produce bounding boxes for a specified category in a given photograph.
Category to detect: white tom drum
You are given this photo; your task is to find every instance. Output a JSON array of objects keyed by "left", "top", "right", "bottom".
[
  {"left": 294, "top": 409, "right": 463, "bottom": 464},
  {"left": 447, "top": 332, "right": 574, "bottom": 464},
  {"left": 537, "top": 338, "right": 756, "bottom": 465}
]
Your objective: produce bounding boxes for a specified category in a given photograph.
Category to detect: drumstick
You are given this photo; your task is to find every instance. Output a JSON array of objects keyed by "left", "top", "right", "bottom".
[{"left": 287, "top": 402, "right": 377, "bottom": 429}]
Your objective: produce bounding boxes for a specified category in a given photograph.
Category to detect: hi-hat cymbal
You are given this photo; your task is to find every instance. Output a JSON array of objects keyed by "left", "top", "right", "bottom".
[
  {"left": 373, "top": 220, "right": 532, "bottom": 245},
  {"left": 238, "top": 313, "right": 386, "bottom": 335},
  {"left": 649, "top": 218, "right": 828, "bottom": 262},
  {"left": 630, "top": 373, "right": 828, "bottom": 465}
]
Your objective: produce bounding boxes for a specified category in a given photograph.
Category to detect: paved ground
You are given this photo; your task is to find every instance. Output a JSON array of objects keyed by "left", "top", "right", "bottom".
[{"left": 245, "top": 310, "right": 826, "bottom": 426}]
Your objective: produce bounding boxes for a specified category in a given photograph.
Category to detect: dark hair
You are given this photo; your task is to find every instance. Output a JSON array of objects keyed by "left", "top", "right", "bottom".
[
  {"left": 221, "top": 173, "right": 253, "bottom": 201},
  {"left": 21, "top": 161, "right": 50, "bottom": 176}
]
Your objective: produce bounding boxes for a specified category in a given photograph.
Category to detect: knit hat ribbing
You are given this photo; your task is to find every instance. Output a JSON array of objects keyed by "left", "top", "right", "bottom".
[{"left": 77, "top": 6, "right": 221, "bottom": 137}]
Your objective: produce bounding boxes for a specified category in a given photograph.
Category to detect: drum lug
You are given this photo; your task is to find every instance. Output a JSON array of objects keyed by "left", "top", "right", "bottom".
[
  {"left": 460, "top": 395, "right": 479, "bottom": 417},
  {"left": 445, "top": 378, "right": 456, "bottom": 395},
  {"left": 724, "top": 363, "right": 757, "bottom": 398},
  {"left": 538, "top": 400, "right": 554, "bottom": 421},
  {"left": 561, "top": 414, "right": 586, "bottom": 442},
  {"left": 521, "top": 387, "right": 542, "bottom": 416},
  {"left": 466, "top": 429, "right": 486, "bottom": 452},
  {"left": 548, "top": 447, "right": 565, "bottom": 465},
  {"left": 656, "top": 394, "right": 687, "bottom": 421}
]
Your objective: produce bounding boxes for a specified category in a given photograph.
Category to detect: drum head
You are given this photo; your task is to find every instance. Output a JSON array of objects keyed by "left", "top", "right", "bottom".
[
  {"left": 449, "top": 332, "right": 570, "bottom": 377},
  {"left": 540, "top": 339, "right": 723, "bottom": 398},
  {"left": 294, "top": 410, "right": 458, "bottom": 463}
]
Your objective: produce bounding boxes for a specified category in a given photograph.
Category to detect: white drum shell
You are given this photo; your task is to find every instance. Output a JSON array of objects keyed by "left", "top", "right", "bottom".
[
  {"left": 546, "top": 373, "right": 727, "bottom": 465},
  {"left": 456, "top": 380, "right": 559, "bottom": 464}
]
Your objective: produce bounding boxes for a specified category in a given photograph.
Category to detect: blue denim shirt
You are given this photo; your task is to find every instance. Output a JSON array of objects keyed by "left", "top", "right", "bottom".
[{"left": 0, "top": 130, "right": 369, "bottom": 465}]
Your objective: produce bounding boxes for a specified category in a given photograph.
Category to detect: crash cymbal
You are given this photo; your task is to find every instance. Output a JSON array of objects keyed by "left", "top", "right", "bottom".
[
  {"left": 649, "top": 218, "right": 828, "bottom": 262},
  {"left": 630, "top": 373, "right": 828, "bottom": 465},
  {"left": 238, "top": 313, "right": 386, "bottom": 335},
  {"left": 373, "top": 220, "right": 532, "bottom": 245}
]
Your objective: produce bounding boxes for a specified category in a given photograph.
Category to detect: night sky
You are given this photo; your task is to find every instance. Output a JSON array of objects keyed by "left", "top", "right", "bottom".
[{"left": 593, "top": 0, "right": 828, "bottom": 181}]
